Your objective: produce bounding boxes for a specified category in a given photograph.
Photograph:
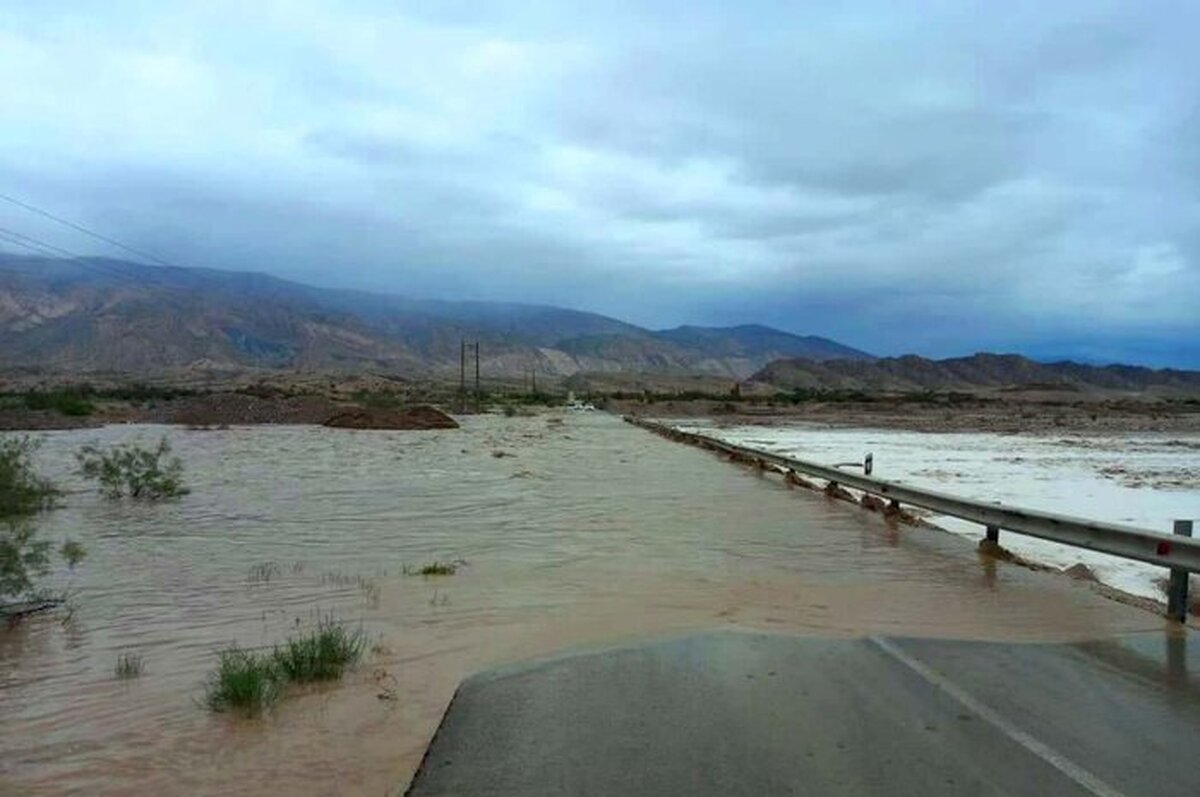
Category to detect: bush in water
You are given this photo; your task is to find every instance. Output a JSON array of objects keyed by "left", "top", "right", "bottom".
[
  {"left": 0, "top": 436, "right": 59, "bottom": 519},
  {"left": 0, "top": 437, "right": 83, "bottom": 606},
  {"left": 77, "top": 437, "right": 188, "bottom": 500}
]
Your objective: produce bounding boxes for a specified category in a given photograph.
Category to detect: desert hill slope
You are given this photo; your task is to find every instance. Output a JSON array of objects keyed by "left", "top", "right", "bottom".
[{"left": 0, "top": 255, "right": 871, "bottom": 379}]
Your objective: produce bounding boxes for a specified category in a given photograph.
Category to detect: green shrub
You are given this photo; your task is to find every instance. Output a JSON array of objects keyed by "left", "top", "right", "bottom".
[
  {"left": 24, "top": 389, "right": 95, "bottom": 416},
  {"left": 1, "top": 524, "right": 85, "bottom": 603},
  {"left": 0, "top": 437, "right": 59, "bottom": 519},
  {"left": 0, "top": 521, "right": 52, "bottom": 599},
  {"left": 77, "top": 438, "right": 188, "bottom": 500},
  {"left": 0, "top": 524, "right": 84, "bottom": 600},
  {"left": 0, "top": 438, "right": 82, "bottom": 605}
]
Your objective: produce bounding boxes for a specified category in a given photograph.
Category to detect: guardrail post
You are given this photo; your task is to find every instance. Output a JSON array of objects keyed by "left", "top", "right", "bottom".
[
  {"left": 985, "top": 525, "right": 1000, "bottom": 543},
  {"left": 1167, "top": 631, "right": 1187, "bottom": 681},
  {"left": 1168, "top": 520, "right": 1194, "bottom": 622}
]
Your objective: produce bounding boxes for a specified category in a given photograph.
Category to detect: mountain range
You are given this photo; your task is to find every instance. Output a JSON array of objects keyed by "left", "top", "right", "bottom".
[
  {"left": 4, "top": 255, "right": 1196, "bottom": 395},
  {"left": 0, "top": 255, "right": 869, "bottom": 379},
  {"left": 753, "top": 354, "right": 1200, "bottom": 395}
]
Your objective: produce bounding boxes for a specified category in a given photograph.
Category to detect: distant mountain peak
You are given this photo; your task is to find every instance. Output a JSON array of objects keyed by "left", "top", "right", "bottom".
[{"left": 653, "top": 324, "right": 873, "bottom": 367}]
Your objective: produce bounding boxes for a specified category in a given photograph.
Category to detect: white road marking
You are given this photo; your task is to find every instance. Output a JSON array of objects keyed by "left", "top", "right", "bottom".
[{"left": 869, "top": 637, "right": 1128, "bottom": 797}]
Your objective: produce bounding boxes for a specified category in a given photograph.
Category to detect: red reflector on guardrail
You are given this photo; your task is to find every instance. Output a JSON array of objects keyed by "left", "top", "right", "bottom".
[{"left": 1157, "top": 541, "right": 1172, "bottom": 556}]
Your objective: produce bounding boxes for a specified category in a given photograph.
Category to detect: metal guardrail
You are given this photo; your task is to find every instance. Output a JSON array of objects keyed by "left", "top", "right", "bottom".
[{"left": 627, "top": 416, "right": 1199, "bottom": 617}]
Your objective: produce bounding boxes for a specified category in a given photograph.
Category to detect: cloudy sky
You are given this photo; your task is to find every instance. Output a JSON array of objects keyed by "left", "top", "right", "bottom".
[{"left": 1, "top": 1, "right": 1197, "bottom": 366}]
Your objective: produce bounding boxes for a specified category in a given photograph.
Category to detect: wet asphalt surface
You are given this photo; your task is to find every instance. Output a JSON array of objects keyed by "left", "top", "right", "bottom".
[{"left": 407, "top": 630, "right": 1200, "bottom": 797}]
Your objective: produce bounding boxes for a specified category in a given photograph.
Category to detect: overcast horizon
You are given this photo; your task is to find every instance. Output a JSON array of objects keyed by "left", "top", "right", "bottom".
[{"left": 2, "top": 1, "right": 1198, "bottom": 367}]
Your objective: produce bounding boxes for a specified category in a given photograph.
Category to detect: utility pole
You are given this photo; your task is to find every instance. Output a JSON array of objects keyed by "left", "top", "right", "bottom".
[
  {"left": 459, "top": 339, "right": 466, "bottom": 413},
  {"left": 474, "top": 341, "right": 481, "bottom": 413}
]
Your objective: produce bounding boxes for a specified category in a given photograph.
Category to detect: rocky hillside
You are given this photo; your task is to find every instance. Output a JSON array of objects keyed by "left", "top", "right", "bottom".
[
  {"left": 753, "top": 353, "right": 1200, "bottom": 395},
  {"left": 0, "top": 255, "right": 871, "bottom": 379}
]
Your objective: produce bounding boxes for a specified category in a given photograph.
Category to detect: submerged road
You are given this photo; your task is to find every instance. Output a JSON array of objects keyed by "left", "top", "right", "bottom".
[{"left": 407, "top": 630, "right": 1200, "bottom": 797}]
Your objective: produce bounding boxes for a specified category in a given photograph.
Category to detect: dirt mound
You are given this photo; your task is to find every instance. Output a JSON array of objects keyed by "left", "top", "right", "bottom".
[
  {"left": 168, "top": 394, "right": 343, "bottom": 426},
  {"left": 323, "top": 405, "right": 459, "bottom": 430}
]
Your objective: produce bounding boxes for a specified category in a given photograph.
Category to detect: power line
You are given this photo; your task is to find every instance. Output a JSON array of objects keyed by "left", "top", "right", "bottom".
[
  {"left": 0, "top": 225, "right": 83, "bottom": 259},
  {"left": 0, "top": 191, "right": 174, "bottom": 267},
  {"left": 0, "top": 230, "right": 54, "bottom": 257},
  {"left": 0, "top": 223, "right": 146, "bottom": 284}
]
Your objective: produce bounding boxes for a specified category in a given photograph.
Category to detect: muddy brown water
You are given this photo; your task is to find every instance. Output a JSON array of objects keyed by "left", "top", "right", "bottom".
[{"left": 0, "top": 414, "right": 1158, "bottom": 796}]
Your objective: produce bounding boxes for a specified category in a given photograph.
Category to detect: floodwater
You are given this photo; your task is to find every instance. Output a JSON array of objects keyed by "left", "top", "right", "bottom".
[
  {"left": 0, "top": 414, "right": 1161, "bottom": 796},
  {"left": 676, "top": 420, "right": 1200, "bottom": 600}
]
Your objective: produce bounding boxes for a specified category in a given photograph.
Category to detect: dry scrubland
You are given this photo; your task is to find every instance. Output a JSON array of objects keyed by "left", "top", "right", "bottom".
[{"left": 1, "top": 370, "right": 1198, "bottom": 435}]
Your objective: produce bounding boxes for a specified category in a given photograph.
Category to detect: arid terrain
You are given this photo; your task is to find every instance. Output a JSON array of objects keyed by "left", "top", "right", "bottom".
[{"left": 4, "top": 370, "right": 1199, "bottom": 436}]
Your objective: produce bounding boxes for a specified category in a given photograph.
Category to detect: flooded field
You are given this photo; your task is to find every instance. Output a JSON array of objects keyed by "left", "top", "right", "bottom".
[
  {"left": 1, "top": 413, "right": 1161, "bottom": 796},
  {"left": 676, "top": 420, "right": 1200, "bottom": 600}
]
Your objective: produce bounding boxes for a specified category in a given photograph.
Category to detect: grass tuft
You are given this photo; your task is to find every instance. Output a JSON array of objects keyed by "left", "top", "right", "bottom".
[
  {"left": 60, "top": 539, "right": 86, "bottom": 569},
  {"left": 204, "top": 616, "right": 366, "bottom": 714},
  {"left": 246, "top": 561, "right": 281, "bottom": 583},
  {"left": 404, "top": 561, "right": 458, "bottom": 576},
  {"left": 204, "top": 646, "right": 281, "bottom": 715},
  {"left": 271, "top": 617, "right": 366, "bottom": 682},
  {"left": 115, "top": 652, "right": 145, "bottom": 679}
]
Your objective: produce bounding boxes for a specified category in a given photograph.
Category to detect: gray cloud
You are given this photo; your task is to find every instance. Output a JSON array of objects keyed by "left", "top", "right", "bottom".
[{"left": 0, "top": 0, "right": 1197, "bottom": 366}]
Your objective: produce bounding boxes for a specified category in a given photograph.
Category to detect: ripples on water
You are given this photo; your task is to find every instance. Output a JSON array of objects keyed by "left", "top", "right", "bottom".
[{"left": 0, "top": 414, "right": 1156, "bottom": 795}]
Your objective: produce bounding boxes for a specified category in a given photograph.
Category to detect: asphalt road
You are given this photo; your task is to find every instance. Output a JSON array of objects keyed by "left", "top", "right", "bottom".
[{"left": 406, "top": 630, "right": 1200, "bottom": 797}]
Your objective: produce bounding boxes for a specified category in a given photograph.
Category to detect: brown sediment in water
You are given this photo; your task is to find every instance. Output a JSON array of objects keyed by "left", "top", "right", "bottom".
[
  {"left": 0, "top": 413, "right": 1163, "bottom": 796},
  {"left": 978, "top": 538, "right": 1018, "bottom": 562},
  {"left": 169, "top": 394, "right": 344, "bottom": 426},
  {"left": 784, "top": 469, "right": 817, "bottom": 490},
  {"left": 322, "top": 405, "right": 459, "bottom": 430},
  {"left": 859, "top": 493, "right": 887, "bottom": 512}
]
